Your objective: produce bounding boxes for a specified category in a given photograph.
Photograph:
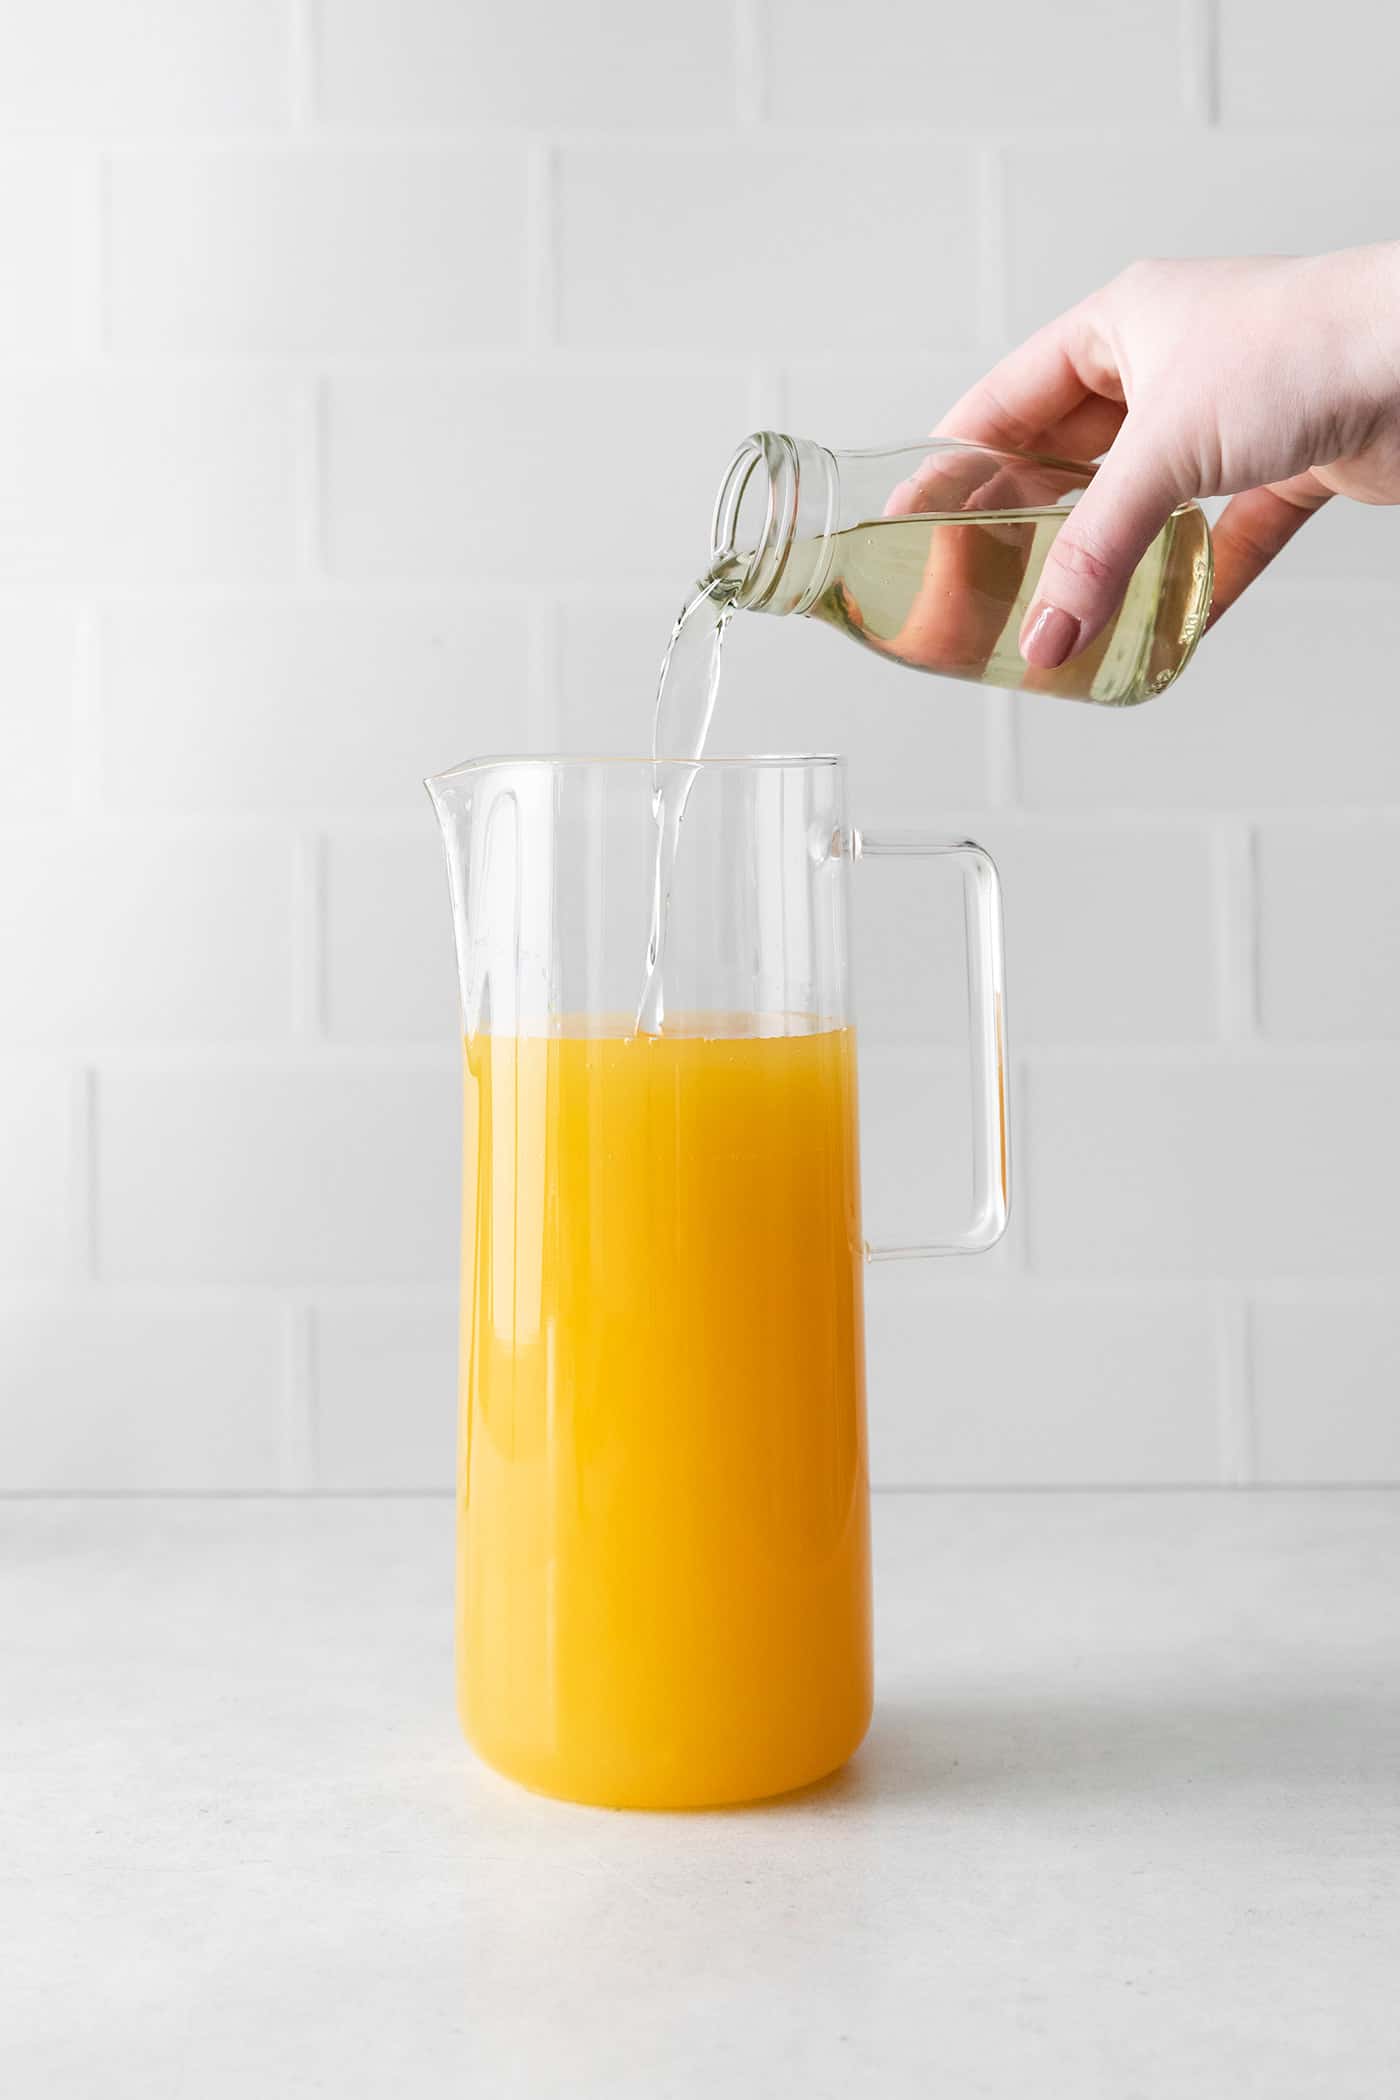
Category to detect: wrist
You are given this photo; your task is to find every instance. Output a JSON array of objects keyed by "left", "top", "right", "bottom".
[{"left": 1327, "top": 241, "right": 1400, "bottom": 411}]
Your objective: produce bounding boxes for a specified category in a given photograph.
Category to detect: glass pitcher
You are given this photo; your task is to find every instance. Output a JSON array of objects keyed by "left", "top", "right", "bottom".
[
  {"left": 427, "top": 754, "right": 1009, "bottom": 1809},
  {"left": 710, "top": 432, "right": 1213, "bottom": 706}
]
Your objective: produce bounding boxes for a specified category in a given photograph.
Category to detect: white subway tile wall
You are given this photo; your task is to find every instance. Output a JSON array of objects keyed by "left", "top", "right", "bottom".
[
  {"left": 310, "top": 1296, "right": 457, "bottom": 1491},
  {"left": 108, "top": 149, "right": 530, "bottom": 354},
  {"left": 95, "top": 1064, "right": 459, "bottom": 1286},
  {"left": 865, "top": 1278, "right": 1222, "bottom": 1486},
  {"left": 554, "top": 144, "right": 980, "bottom": 351},
  {"left": 1001, "top": 142, "right": 1400, "bottom": 334},
  {"left": 0, "top": 376, "right": 301, "bottom": 584},
  {"left": 1216, "top": 1, "right": 1400, "bottom": 128},
  {"left": 1251, "top": 1295, "right": 1400, "bottom": 1481},
  {"left": 0, "top": 601, "right": 79, "bottom": 811},
  {"left": 99, "top": 602, "right": 526, "bottom": 810},
  {"left": 0, "top": 153, "right": 95, "bottom": 355},
  {"left": 765, "top": 0, "right": 1190, "bottom": 128},
  {"left": 317, "top": 0, "right": 742, "bottom": 132},
  {"left": 1, "top": 0, "right": 1396, "bottom": 1491},
  {"left": 0, "top": 1, "right": 286, "bottom": 132},
  {"left": 0, "top": 1066, "right": 77, "bottom": 1283},
  {"left": 322, "top": 831, "right": 460, "bottom": 1043},
  {"left": 322, "top": 370, "right": 750, "bottom": 583},
  {"left": 0, "top": 833, "right": 297, "bottom": 1044},
  {"left": 0, "top": 1290, "right": 288, "bottom": 1490},
  {"left": 1256, "top": 820, "right": 1400, "bottom": 1040}
]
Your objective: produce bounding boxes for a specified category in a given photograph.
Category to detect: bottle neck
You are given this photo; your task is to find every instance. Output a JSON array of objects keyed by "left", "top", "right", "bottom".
[{"left": 710, "top": 432, "right": 840, "bottom": 616}]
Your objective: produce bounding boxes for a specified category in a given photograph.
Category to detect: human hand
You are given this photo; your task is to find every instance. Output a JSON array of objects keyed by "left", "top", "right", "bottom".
[{"left": 937, "top": 245, "right": 1400, "bottom": 669}]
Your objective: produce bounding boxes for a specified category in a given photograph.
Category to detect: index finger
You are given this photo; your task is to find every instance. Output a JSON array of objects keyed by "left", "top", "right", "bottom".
[
  {"left": 935, "top": 302, "right": 1118, "bottom": 453},
  {"left": 1206, "top": 474, "right": 1332, "bottom": 627}
]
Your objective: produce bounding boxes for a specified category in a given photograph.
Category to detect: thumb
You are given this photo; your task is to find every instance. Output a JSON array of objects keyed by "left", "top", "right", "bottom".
[{"left": 1019, "top": 418, "right": 1187, "bottom": 669}]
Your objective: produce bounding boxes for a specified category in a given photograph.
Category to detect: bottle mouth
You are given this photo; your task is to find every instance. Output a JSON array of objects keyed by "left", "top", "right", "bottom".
[
  {"left": 710, "top": 431, "right": 839, "bottom": 615},
  {"left": 710, "top": 432, "right": 782, "bottom": 602}
]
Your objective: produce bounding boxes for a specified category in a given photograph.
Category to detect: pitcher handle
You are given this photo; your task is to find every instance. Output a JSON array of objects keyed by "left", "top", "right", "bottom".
[{"left": 854, "top": 833, "right": 1010, "bottom": 1259}]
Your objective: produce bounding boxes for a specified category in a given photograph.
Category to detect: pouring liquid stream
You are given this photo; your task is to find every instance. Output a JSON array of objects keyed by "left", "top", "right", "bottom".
[{"left": 635, "top": 567, "right": 737, "bottom": 1036}]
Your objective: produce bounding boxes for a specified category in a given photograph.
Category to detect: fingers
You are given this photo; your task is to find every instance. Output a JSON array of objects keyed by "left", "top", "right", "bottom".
[
  {"left": 1038, "top": 394, "right": 1126, "bottom": 462},
  {"left": 935, "top": 304, "right": 1148, "bottom": 669},
  {"left": 882, "top": 515, "right": 1036, "bottom": 680},
  {"left": 883, "top": 446, "right": 1005, "bottom": 518},
  {"left": 935, "top": 302, "right": 1115, "bottom": 453},
  {"left": 1018, "top": 417, "right": 1186, "bottom": 667},
  {"left": 883, "top": 447, "right": 1061, "bottom": 528},
  {"left": 1206, "top": 475, "right": 1332, "bottom": 627}
]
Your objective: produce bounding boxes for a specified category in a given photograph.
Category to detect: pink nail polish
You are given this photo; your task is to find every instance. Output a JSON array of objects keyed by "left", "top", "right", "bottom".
[{"left": 1021, "top": 602, "right": 1080, "bottom": 670}]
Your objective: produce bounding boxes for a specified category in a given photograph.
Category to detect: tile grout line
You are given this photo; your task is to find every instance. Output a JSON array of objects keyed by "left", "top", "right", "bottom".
[
  {"left": 734, "top": 0, "right": 768, "bottom": 127},
  {"left": 290, "top": 0, "right": 318, "bottom": 129},
  {"left": 1212, "top": 822, "right": 1259, "bottom": 1042},
  {"left": 294, "top": 376, "right": 329, "bottom": 581},
  {"left": 25, "top": 1041, "right": 1400, "bottom": 1076},
  {"left": 48, "top": 120, "right": 1393, "bottom": 150},
  {"left": 985, "top": 693, "right": 1020, "bottom": 808},
  {"left": 281, "top": 1302, "right": 318, "bottom": 1489},
  {"left": 1216, "top": 1289, "right": 1256, "bottom": 1482},
  {"left": 69, "top": 1067, "right": 100, "bottom": 1284},
  {"left": 292, "top": 834, "right": 328, "bottom": 1040},
  {"left": 70, "top": 605, "right": 103, "bottom": 816},
  {"left": 1242, "top": 824, "right": 1262, "bottom": 1037},
  {"left": 1183, "top": 0, "right": 1221, "bottom": 126},
  {"left": 14, "top": 1276, "right": 1394, "bottom": 1308},
  {"left": 530, "top": 599, "right": 563, "bottom": 748}
]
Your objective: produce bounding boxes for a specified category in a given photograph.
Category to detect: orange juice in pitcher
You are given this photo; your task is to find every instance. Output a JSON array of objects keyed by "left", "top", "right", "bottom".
[{"left": 459, "top": 1022, "right": 870, "bottom": 1808}]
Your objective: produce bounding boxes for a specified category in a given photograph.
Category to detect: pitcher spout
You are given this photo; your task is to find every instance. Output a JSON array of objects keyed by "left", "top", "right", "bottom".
[{"left": 427, "top": 758, "right": 559, "bottom": 1040}]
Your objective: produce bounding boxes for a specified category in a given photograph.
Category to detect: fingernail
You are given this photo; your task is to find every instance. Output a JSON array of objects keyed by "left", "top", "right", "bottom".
[{"left": 1020, "top": 601, "right": 1080, "bottom": 669}]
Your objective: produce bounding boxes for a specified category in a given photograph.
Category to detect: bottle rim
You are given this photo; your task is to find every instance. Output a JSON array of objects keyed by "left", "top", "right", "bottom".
[{"left": 710, "top": 431, "right": 840, "bottom": 615}]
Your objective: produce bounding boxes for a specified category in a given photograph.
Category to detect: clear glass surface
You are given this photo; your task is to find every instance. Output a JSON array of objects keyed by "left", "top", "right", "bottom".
[{"left": 427, "top": 755, "right": 1008, "bottom": 1807}]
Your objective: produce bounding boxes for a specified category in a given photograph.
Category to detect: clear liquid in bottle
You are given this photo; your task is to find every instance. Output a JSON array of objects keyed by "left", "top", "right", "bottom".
[
  {"left": 785, "top": 503, "right": 1211, "bottom": 706},
  {"left": 712, "top": 433, "right": 1214, "bottom": 708}
]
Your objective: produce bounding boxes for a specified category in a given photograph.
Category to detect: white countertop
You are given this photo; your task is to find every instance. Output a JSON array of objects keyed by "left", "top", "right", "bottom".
[{"left": 4, "top": 1492, "right": 1398, "bottom": 2097}]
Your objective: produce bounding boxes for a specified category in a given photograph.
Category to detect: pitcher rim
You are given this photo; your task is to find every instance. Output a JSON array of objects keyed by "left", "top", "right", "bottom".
[{"left": 426, "top": 751, "right": 843, "bottom": 789}]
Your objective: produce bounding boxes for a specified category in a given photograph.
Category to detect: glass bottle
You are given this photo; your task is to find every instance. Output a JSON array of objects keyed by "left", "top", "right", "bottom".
[{"left": 710, "top": 432, "right": 1213, "bottom": 706}]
